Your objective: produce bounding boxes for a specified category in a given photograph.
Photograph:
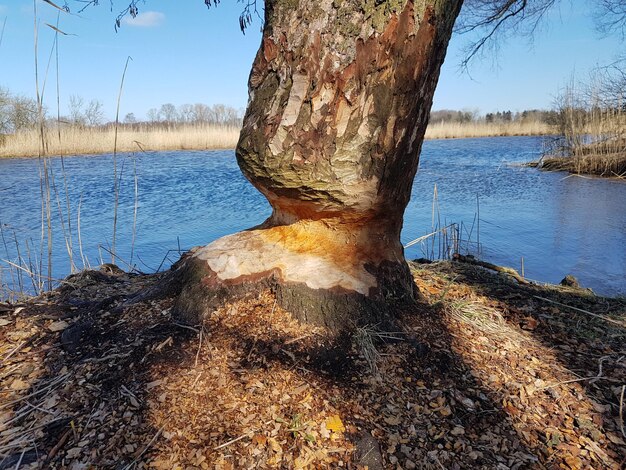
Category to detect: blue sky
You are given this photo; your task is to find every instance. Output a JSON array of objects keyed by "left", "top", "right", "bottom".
[{"left": 0, "top": 0, "right": 622, "bottom": 120}]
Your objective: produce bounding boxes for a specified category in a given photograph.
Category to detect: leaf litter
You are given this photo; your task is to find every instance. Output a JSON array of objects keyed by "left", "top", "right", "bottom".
[{"left": 0, "top": 259, "right": 624, "bottom": 468}]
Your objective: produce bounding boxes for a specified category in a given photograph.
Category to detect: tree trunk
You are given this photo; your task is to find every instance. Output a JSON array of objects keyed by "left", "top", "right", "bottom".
[{"left": 174, "top": 0, "right": 463, "bottom": 331}]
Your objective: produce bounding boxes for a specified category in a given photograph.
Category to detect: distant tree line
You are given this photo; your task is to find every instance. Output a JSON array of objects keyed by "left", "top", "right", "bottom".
[
  {"left": 485, "top": 109, "right": 559, "bottom": 125},
  {"left": 430, "top": 108, "right": 560, "bottom": 125},
  {"left": 0, "top": 87, "right": 243, "bottom": 139},
  {"left": 137, "top": 103, "right": 243, "bottom": 127}
]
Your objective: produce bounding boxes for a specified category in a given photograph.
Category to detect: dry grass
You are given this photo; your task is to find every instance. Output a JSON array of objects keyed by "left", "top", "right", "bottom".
[
  {"left": 537, "top": 150, "right": 626, "bottom": 178},
  {"left": 537, "top": 110, "right": 626, "bottom": 178},
  {"left": 424, "top": 120, "right": 552, "bottom": 139},
  {"left": 0, "top": 123, "right": 241, "bottom": 158},
  {"left": 0, "top": 120, "right": 555, "bottom": 158},
  {"left": 538, "top": 72, "right": 626, "bottom": 178}
]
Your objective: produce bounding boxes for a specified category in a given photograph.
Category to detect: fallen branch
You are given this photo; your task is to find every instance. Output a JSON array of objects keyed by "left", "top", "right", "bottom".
[
  {"left": 46, "top": 428, "right": 72, "bottom": 462},
  {"left": 453, "top": 254, "right": 528, "bottom": 284}
]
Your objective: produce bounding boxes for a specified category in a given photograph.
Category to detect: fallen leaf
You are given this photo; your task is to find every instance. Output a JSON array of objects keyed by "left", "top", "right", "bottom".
[
  {"left": 252, "top": 434, "right": 267, "bottom": 446},
  {"left": 48, "top": 320, "right": 69, "bottom": 332},
  {"left": 521, "top": 316, "right": 539, "bottom": 330},
  {"left": 10, "top": 378, "right": 30, "bottom": 390},
  {"left": 384, "top": 415, "right": 402, "bottom": 426},
  {"left": 606, "top": 433, "right": 625, "bottom": 445},
  {"left": 564, "top": 454, "right": 583, "bottom": 469},
  {"left": 450, "top": 426, "right": 465, "bottom": 436},
  {"left": 325, "top": 415, "right": 345, "bottom": 433}
]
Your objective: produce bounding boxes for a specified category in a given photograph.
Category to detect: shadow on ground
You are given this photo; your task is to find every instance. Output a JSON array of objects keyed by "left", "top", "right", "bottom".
[{"left": 1, "top": 261, "right": 624, "bottom": 468}]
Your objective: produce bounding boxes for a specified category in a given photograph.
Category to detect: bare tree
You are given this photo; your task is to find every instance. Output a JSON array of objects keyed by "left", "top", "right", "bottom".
[
  {"left": 0, "top": 87, "right": 12, "bottom": 134},
  {"left": 9, "top": 96, "right": 39, "bottom": 131},
  {"left": 146, "top": 108, "right": 159, "bottom": 123},
  {"left": 123, "top": 112, "right": 137, "bottom": 124},
  {"left": 84, "top": 99, "right": 104, "bottom": 126},
  {"left": 458, "top": 0, "right": 626, "bottom": 67},
  {"left": 159, "top": 103, "right": 178, "bottom": 123},
  {"left": 192, "top": 103, "right": 211, "bottom": 123},
  {"left": 178, "top": 103, "right": 194, "bottom": 123},
  {"left": 0, "top": 88, "right": 39, "bottom": 133},
  {"left": 68, "top": 94, "right": 86, "bottom": 126}
]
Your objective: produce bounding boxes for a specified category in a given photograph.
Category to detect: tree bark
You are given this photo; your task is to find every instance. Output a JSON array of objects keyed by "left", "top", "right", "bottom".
[{"left": 174, "top": 0, "right": 463, "bottom": 331}]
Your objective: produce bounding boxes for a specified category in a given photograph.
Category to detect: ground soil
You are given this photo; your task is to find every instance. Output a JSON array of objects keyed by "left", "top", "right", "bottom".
[{"left": 0, "top": 260, "right": 625, "bottom": 469}]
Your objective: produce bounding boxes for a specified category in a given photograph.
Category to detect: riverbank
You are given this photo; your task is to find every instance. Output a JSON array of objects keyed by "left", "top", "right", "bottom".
[
  {"left": 529, "top": 152, "right": 626, "bottom": 179},
  {"left": 0, "top": 121, "right": 552, "bottom": 158},
  {"left": 1, "top": 259, "right": 624, "bottom": 468}
]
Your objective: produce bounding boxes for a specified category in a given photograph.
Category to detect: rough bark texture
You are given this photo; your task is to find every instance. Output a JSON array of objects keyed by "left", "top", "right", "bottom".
[{"left": 174, "top": 0, "right": 463, "bottom": 330}]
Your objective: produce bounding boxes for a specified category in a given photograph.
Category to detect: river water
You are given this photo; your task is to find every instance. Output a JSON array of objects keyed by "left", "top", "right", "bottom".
[{"left": 1, "top": 136, "right": 624, "bottom": 297}]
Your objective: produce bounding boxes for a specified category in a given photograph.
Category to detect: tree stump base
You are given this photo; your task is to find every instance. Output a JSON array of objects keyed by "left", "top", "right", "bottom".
[{"left": 172, "top": 220, "right": 418, "bottom": 332}]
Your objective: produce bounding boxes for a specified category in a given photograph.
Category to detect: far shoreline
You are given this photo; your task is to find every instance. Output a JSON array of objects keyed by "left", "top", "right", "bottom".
[{"left": 0, "top": 121, "right": 554, "bottom": 160}]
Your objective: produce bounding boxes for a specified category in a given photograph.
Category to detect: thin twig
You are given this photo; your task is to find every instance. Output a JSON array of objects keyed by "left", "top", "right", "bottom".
[
  {"left": 123, "top": 425, "right": 164, "bottom": 470},
  {"left": 284, "top": 334, "right": 310, "bottom": 345},
  {"left": 213, "top": 432, "right": 252, "bottom": 450},
  {"left": 46, "top": 428, "right": 71, "bottom": 461},
  {"left": 2, "top": 340, "right": 27, "bottom": 363},
  {"left": 195, "top": 326, "right": 204, "bottom": 368},
  {"left": 533, "top": 296, "right": 625, "bottom": 326},
  {"left": 619, "top": 385, "right": 626, "bottom": 437},
  {"left": 172, "top": 322, "right": 199, "bottom": 333},
  {"left": 14, "top": 448, "right": 26, "bottom": 469},
  {"left": 0, "top": 374, "right": 69, "bottom": 410}
]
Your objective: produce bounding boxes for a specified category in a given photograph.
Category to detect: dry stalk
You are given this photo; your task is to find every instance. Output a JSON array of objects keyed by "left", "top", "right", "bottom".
[
  {"left": 112, "top": 56, "right": 133, "bottom": 265},
  {"left": 122, "top": 425, "right": 164, "bottom": 470},
  {"left": 353, "top": 326, "right": 381, "bottom": 376},
  {"left": 195, "top": 325, "right": 204, "bottom": 368},
  {"left": 619, "top": 385, "right": 626, "bottom": 437},
  {"left": 533, "top": 295, "right": 625, "bottom": 327},
  {"left": 447, "top": 300, "right": 506, "bottom": 335},
  {"left": 0, "top": 373, "right": 69, "bottom": 410}
]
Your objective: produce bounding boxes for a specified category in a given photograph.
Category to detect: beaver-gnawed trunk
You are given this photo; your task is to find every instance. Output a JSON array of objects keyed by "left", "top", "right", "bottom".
[{"left": 173, "top": 0, "right": 463, "bottom": 331}]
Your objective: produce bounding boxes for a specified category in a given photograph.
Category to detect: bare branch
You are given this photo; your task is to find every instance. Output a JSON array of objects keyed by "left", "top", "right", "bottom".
[
  {"left": 595, "top": 0, "right": 626, "bottom": 38},
  {"left": 457, "top": 0, "right": 557, "bottom": 69}
]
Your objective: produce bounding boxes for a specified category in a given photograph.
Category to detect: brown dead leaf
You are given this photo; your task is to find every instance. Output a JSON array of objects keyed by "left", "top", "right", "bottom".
[
  {"left": 252, "top": 434, "right": 267, "bottom": 446},
  {"left": 521, "top": 316, "right": 539, "bottom": 330},
  {"left": 384, "top": 415, "right": 402, "bottom": 426}
]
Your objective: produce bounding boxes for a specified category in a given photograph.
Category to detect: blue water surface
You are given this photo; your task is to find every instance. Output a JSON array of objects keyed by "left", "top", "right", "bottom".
[{"left": 0, "top": 136, "right": 624, "bottom": 297}]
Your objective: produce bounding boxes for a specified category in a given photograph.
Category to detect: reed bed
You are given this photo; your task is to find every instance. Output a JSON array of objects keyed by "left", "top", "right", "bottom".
[
  {"left": 0, "top": 123, "right": 241, "bottom": 158},
  {"left": 536, "top": 67, "right": 626, "bottom": 178},
  {"left": 0, "top": 120, "right": 556, "bottom": 158},
  {"left": 550, "top": 108, "right": 626, "bottom": 177},
  {"left": 424, "top": 120, "right": 552, "bottom": 139},
  {"left": 537, "top": 146, "right": 626, "bottom": 177}
]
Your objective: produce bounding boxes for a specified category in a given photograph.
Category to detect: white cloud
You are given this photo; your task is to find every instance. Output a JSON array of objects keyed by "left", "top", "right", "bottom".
[{"left": 122, "top": 11, "right": 165, "bottom": 28}]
